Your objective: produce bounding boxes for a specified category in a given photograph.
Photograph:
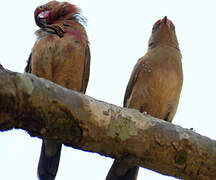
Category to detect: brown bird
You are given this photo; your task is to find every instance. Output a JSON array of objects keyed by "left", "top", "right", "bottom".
[
  {"left": 106, "top": 16, "right": 183, "bottom": 180},
  {"left": 25, "top": 1, "right": 90, "bottom": 180}
]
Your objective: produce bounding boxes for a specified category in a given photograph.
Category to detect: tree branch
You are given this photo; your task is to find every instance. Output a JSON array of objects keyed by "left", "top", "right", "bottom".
[{"left": 0, "top": 68, "right": 215, "bottom": 180}]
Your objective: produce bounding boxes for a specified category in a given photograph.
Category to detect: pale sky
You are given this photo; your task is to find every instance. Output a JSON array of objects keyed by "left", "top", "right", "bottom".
[{"left": 1, "top": 0, "right": 216, "bottom": 179}]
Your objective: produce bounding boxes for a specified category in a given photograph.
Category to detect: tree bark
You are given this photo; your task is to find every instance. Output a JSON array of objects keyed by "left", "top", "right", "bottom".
[{"left": 0, "top": 68, "right": 216, "bottom": 180}]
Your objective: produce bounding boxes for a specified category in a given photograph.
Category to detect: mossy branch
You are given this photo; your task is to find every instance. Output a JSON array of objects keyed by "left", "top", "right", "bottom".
[{"left": 0, "top": 68, "right": 216, "bottom": 179}]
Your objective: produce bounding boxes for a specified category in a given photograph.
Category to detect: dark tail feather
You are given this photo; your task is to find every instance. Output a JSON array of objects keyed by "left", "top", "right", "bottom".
[
  {"left": 106, "top": 160, "right": 139, "bottom": 180},
  {"left": 37, "top": 140, "right": 62, "bottom": 180}
]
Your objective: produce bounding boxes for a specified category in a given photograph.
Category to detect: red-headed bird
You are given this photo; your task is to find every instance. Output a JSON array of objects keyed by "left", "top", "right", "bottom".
[
  {"left": 106, "top": 16, "right": 183, "bottom": 180},
  {"left": 25, "top": 1, "right": 90, "bottom": 179}
]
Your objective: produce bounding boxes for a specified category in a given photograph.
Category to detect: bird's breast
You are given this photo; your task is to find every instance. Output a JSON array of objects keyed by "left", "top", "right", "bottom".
[{"left": 127, "top": 47, "right": 183, "bottom": 120}]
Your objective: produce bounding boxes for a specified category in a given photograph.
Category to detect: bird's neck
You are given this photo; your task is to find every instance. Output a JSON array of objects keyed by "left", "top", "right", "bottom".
[{"left": 148, "top": 42, "right": 180, "bottom": 51}]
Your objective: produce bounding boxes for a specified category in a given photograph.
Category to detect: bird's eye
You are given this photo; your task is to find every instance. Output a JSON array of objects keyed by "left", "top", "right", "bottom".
[
  {"left": 169, "top": 22, "right": 175, "bottom": 30},
  {"left": 167, "top": 19, "right": 175, "bottom": 30},
  {"left": 38, "top": 6, "right": 44, "bottom": 11},
  {"left": 171, "top": 25, "right": 175, "bottom": 30},
  {"left": 152, "top": 20, "right": 161, "bottom": 32},
  {"left": 171, "top": 24, "right": 175, "bottom": 29}
]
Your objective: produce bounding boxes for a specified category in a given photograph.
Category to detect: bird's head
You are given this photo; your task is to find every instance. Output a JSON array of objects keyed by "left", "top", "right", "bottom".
[
  {"left": 148, "top": 16, "right": 179, "bottom": 49},
  {"left": 34, "top": 1, "right": 80, "bottom": 27}
]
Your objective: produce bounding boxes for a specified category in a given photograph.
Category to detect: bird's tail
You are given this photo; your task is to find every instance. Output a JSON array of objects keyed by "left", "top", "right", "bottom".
[
  {"left": 37, "top": 140, "right": 62, "bottom": 180},
  {"left": 106, "top": 160, "right": 139, "bottom": 180}
]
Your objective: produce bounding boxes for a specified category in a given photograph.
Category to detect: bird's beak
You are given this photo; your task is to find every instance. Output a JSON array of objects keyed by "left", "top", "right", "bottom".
[
  {"left": 161, "top": 16, "right": 171, "bottom": 29},
  {"left": 37, "top": 11, "right": 50, "bottom": 25},
  {"left": 38, "top": 11, "right": 50, "bottom": 19},
  {"left": 161, "top": 16, "right": 167, "bottom": 25}
]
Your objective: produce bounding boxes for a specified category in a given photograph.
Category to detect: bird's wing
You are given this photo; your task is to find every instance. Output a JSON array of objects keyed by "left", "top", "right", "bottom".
[
  {"left": 25, "top": 53, "right": 32, "bottom": 73},
  {"left": 123, "top": 59, "right": 142, "bottom": 107},
  {"left": 81, "top": 44, "right": 91, "bottom": 93}
]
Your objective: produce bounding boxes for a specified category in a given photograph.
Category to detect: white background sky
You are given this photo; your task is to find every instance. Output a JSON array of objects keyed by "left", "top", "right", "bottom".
[{"left": 1, "top": 0, "right": 216, "bottom": 179}]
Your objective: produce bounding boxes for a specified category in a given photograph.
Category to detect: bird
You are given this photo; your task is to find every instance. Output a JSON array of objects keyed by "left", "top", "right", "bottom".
[
  {"left": 106, "top": 16, "right": 183, "bottom": 180},
  {"left": 25, "top": 1, "right": 90, "bottom": 180}
]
